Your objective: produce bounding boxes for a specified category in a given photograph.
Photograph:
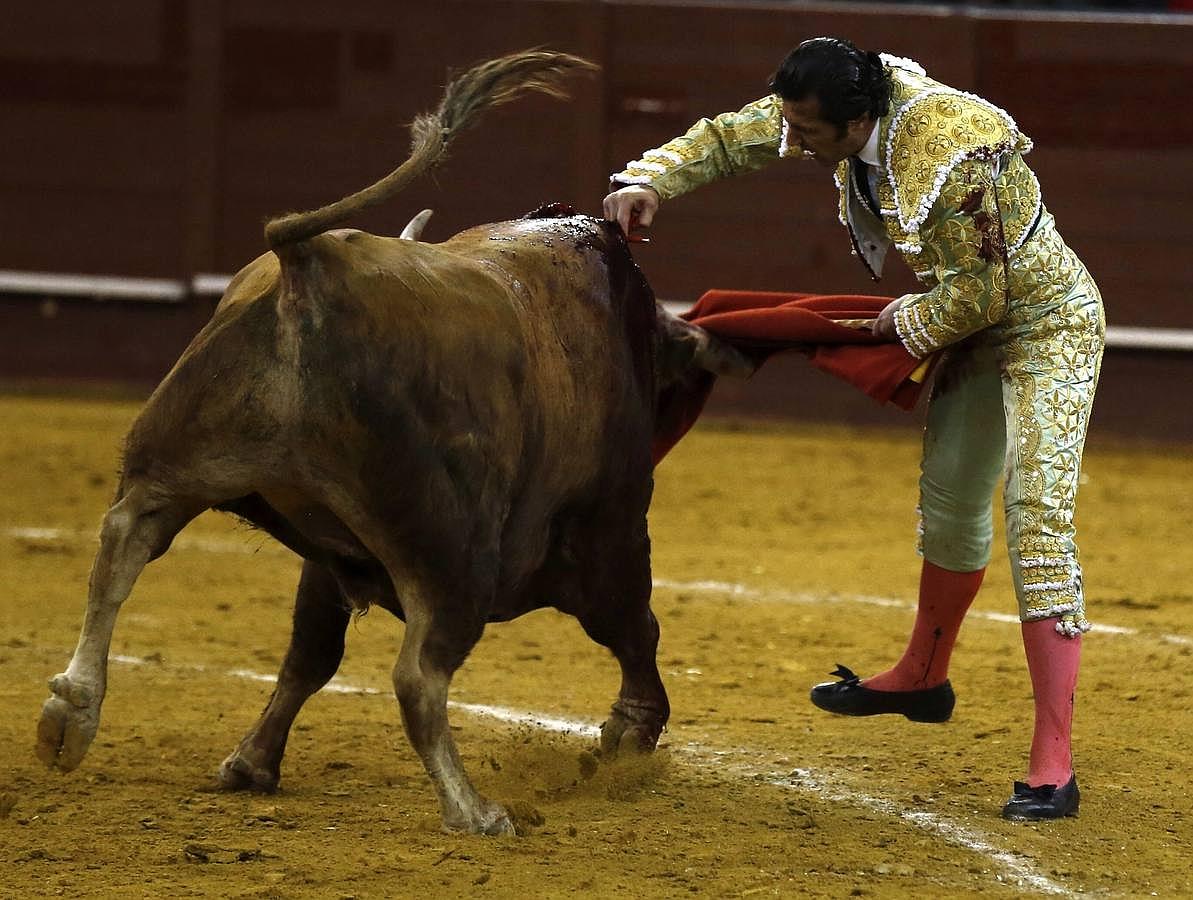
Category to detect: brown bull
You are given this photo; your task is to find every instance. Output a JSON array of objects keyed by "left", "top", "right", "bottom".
[{"left": 34, "top": 51, "right": 734, "bottom": 836}]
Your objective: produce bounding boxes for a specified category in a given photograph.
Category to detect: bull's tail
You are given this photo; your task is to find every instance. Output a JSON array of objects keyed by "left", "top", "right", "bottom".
[{"left": 263, "top": 50, "right": 596, "bottom": 250}]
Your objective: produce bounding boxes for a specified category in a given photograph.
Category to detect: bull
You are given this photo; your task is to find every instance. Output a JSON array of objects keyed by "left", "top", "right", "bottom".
[{"left": 35, "top": 51, "right": 746, "bottom": 835}]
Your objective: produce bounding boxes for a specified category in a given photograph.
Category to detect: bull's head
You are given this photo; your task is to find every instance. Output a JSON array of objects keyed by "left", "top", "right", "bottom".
[{"left": 655, "top": 302, "right": 757, "bottom": 387}]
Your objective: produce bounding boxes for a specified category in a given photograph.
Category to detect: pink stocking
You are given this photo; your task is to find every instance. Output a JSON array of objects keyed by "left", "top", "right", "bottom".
[
  {"left": 1022, "top": 617, "right": 1081, "bottom": 787},
  {"left": 864, "top": 561, "right": 985, "bottom": 692}
]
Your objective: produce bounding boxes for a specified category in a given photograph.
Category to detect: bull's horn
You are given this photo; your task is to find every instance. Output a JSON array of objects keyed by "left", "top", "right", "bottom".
[{"left": 400, "top": 209, "right": 434, "bottom": 241}]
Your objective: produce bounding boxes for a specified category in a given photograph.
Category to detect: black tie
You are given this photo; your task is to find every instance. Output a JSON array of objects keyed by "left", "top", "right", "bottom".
[{"left": 852, "top": 159, "right": 879, "bottom": 216}]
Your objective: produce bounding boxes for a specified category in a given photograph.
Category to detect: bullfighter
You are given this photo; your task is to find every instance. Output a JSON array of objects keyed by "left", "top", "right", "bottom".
[{"left": 604, "top": 36, "right": 1105, "bottom": 821}]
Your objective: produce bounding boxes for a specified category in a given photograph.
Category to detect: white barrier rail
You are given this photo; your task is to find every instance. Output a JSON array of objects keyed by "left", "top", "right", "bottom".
[
  {"left": 0, "top": 269, "right": 232, "bottom": 305},
  {"left": 2, "top": 269, "right": 1190, "bottom": 352}
]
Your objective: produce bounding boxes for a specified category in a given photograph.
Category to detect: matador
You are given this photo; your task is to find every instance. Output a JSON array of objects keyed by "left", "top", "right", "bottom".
[{"left": 605, "top": 37, "right": 1105, "bottom": 821}]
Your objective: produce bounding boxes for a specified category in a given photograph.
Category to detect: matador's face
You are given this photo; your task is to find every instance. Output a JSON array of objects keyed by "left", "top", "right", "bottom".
[{"left": 781, "top": 97, "right": 873, "bottom": 167}]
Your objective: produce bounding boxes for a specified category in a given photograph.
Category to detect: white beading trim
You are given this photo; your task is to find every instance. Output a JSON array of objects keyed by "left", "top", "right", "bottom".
[
  {"left": 1024, "top": 602, "right": 1087, "bottom": 622},
  {"left": 1024, "top": 578, "right": 1079, "bottom": 593},
  {"left": 1026, "top": 601, "right": 1081, "bottom": 616},
  {"left": 644, "top": 148, "right": 683, "bottom": 165},
  {"left": 907, "top": 303, "right": 926, "bottom": 333},
  {"left": 779, "top": 119, "right": 793, "bottom": 158},
  {"left": 879, "top": 53, "right": 926, "bottom": 76},
  {"left": 610, "top": 173, "right": 656, "bottom": 186},
  {"left": 893, "top": 304, "right": 933, "bottom": 359},
  {"left": 894, "top": 240, "right": 923, "bottom": 255},
  {"left": 1021, "top": 556, "right": 1071, "bottom": 567},
  {"left": 906, "top": 333, "right": 933, "bottom": 360},
  {"left": 914, "top": 504, "right": 925, "bottom": 557},
  {"left": 883, "top": 87, "right": 1032, "bottom": 234},
  {"left": 1054, "top": 617, "right": 1091, "bottom": 637}
]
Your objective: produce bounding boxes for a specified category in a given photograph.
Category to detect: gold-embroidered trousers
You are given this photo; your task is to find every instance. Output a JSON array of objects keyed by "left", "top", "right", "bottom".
[{"left": 917, "top": 218, "right": 1104, "bottom": 635}]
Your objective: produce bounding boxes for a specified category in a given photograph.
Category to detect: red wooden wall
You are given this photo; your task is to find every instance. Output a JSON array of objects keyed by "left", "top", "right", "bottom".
[{"left": 2, "top": 0, "right": 1189, "bottom": 433}]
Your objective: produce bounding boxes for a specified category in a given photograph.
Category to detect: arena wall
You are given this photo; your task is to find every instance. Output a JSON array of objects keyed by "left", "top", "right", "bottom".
[{"left": 2, "top": 0, "right": 1189, "bottom": 437}]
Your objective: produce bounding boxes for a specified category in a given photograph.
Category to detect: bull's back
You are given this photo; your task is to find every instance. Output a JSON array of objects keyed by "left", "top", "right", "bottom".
[
  {"left": 304, "top": 219, "right": 654, "bottom": 488},
  {"left": 121, "top": 217, "right": 654, "bottom": 566},
  {"left": 439, "top": 216, "right": 656, "bottom": 486}
]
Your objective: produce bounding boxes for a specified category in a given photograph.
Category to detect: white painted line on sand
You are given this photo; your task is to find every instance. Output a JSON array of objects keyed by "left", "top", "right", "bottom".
[
  {"left": 654, "top": 576, "right": 1192, "bottom": 646},
  {"left": 10, "top": 525, "right": 1190, "bottom": 648},
  {"left": 687, "top": 749, "right": 1071, "bottom": 897},
  {"left": 97, "top": 651, "right": 1071, "bottom": 896}
]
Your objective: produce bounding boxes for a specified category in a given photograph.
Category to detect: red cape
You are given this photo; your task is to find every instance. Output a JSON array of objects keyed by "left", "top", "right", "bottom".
[{"left": 653, "top": 289, "right": 935, "bottom": 463}]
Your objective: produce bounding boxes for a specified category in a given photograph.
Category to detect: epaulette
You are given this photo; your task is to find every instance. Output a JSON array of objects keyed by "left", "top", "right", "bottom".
[{"left": 885, "top": 89, "right": 1032, "bottom": 237}]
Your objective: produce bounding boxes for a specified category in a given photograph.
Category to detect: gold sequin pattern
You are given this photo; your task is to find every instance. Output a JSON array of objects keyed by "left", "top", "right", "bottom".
[
  {"left": 1001, "top": 261, "right": 1104, "bottom": 629},
  {"left": 891, "top": 159, "right": 1011, "bottom": 357},
  {"left": 995, "top": 155, "right": 1042, "bottom": 254},
  {"left": 885, "top": 90, "right": 1028, "bottom": 233},
  {"left": 612, "top": 96, "right": 784, "bottom": 201},
  {"left": 893, "top": 154, "right": 1103, "bottom": 630}
]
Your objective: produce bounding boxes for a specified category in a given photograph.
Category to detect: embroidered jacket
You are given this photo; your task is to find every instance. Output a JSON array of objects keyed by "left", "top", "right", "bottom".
[{"left": 611, "top": 57, "right": 1080, "bottom": 359}]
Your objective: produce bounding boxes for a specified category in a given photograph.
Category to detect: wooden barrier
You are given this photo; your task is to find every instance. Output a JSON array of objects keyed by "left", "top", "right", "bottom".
[{"left": 1, "top": 0, "right": 1189, "bottom": 435}]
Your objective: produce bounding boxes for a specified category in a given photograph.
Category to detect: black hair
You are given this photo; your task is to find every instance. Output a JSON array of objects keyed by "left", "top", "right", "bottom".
[{"left": 768, "top": 37, "right": 893, "bottom": 134}]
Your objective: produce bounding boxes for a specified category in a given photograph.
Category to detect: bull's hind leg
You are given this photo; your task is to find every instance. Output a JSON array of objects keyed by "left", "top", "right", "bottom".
[
  {"left": 37, "top": 485, "right": 194, "bottom": 771},
  {"left": 219, "top": 560, "right": 352, "bottom": 793},
  {"left": 390, "top": 579, "right": 512, "bottom": 835},
  {"left": 573, "top": 520, "right": 670, "bottom": 757}
]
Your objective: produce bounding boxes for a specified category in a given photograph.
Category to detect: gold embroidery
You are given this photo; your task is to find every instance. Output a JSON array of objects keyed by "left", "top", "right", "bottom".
[
  {"left": 1002, "top": 266, "right": 1104, "bottom": 627},
  {"left": 890, "top": 159, "right": 1011, "bottom": 356},
  {"left": 612, "top": 96, "right": 784, "bottom": 201},
  {"left": 838, "top": 69, "right": 1035, "bottom": 270},
  {"left": 885, "top": 90, "right": 1027, "bottom": 233}
]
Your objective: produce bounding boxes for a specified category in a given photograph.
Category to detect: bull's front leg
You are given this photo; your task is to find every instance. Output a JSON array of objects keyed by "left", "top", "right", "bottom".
[
  {"left": 594, "top": 603, "right": 670, "bottom": 757},
  {"left": 392, "top": 592, "right": 512, "bottom": 836},
  {"left": 37, "top": 489, "right": 187, "bottom": 771},
  {"left": 573, "top": 522, "right": 670, "bottom": 756}
]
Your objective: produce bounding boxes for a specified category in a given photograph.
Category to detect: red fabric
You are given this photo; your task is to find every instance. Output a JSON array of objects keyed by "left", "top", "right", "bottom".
[{"left": 652, "top": 289, "right": 934, "bottom": 463}]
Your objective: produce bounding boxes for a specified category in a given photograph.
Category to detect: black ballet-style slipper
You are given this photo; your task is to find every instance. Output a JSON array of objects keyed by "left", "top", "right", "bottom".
[
  {"left": 1001, "top": 775, "right": 1080, "bottom": 820},
  {"left": 809, "top": 664, "right": 955, "bottom": 723}
]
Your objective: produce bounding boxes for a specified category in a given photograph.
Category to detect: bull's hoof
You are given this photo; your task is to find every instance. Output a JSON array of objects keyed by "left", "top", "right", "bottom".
[
  {"left": 482, "top": 812, "right": 516, "bottom": 837},
  {"left": 599, "top": 720, "right": 657, "bottom": 758},
  {"left": 600, "top": 700, "right": 665, "bottom": 758},
  {"left": 217, "top": 752, "right": 280, "bottom": 794},
  {"left": 442, "top": 800, "right": 515, "bottom": 837},
  {"left": 35, "top": 674, "right": 101, "bottom": 771}
]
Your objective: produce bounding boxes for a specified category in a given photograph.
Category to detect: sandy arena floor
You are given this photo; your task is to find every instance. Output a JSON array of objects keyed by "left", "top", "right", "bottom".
[{"left": 1, "top": 392, "right": 1190, "bottom": 898}]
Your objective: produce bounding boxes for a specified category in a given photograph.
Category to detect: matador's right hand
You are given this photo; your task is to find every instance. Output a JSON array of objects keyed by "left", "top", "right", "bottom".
[{"left": 603, "top": 184, "right": 660, "bottom": 242}]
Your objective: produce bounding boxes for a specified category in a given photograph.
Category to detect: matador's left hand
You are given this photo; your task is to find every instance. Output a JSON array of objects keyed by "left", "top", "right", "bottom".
[{"left": 872, "top": 297, "right": 903, "bottom": 342}]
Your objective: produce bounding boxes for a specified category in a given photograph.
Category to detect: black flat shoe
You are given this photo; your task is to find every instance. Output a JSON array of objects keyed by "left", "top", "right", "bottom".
[
  {"left": 809, "top": 664, "right": 955, "bottom": 723},
  {"left": 1001, "top": 775, "right": 1080, "bottom": 821}
]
